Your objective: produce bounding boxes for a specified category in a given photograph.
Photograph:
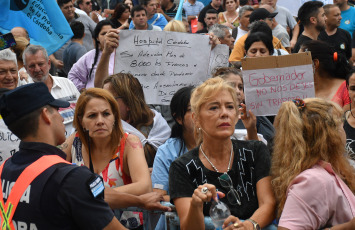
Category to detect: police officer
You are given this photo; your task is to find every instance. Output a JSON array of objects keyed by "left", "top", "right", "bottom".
[{"left": 0, "top": 82, "right": 126, "bottom": 229}]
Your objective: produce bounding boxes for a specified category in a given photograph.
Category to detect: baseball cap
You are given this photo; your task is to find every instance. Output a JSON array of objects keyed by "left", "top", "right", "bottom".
[
  {"left": 249, "top": 8, "right": 278, "bottom": 23},
  {"left": 0, "top": 82, "right": 70, "bottom": 126}
]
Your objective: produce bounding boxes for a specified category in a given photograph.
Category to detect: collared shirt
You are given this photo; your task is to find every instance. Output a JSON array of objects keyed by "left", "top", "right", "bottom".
[{"left": 183, "top": 1, "right": 205, "bottom": 17}]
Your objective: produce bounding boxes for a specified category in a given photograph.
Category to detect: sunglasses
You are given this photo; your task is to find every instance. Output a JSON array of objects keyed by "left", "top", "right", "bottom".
[
  {"left": 218, "top": 173, "right": 241, "bottom": 205},
  {"left": 85, "top": 1, "right": 92, "bottom": 5}
]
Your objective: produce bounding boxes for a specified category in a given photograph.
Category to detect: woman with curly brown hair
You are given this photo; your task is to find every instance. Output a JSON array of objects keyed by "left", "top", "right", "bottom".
[{"left": 272, "top": 98, "right": 355, "bottom": 230}]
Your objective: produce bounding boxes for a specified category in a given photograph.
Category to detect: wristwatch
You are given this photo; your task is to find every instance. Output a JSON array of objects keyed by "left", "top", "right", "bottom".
[{"left": 246, "top": 218, "right": 260, "bottom": 230}]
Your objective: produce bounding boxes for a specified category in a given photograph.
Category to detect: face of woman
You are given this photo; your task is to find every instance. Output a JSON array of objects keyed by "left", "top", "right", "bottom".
[
  {"left": 103, "top": 83, "right": 130, "bottom": 122},
  {"left": 246, "top": 41, "right": 270, "bottom": 57},
  {"left": 124, "top": 0, "right": 133, "bottom": 10},
  {"left": 179, "top": 104, "right": 194, "bottom": 134},
  {"left": 196, "top": 90, "right": 237, "bottom": 140},
  {"left": 225, "top": 0, "right": 237, "bottom": 11},
  {"left": 121, "top": 9, "right": 130, "bottom": 20},
  {"left": 98, "top": 25, "right": 113, "bottom": 50},
  {"left": 224, "top": 73, "right": 244, "bottom": 105},
  {"left": 81, "top": 98, "right": 115, "bottom": 139},
  {"left": 348, "top": 73, "right": 355, "bottom": 106}
]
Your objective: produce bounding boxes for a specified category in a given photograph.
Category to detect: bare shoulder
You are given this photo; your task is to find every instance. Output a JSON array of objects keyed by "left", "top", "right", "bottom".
[{"left": 125, "top": 134, "right": 143, "bottom": 149}]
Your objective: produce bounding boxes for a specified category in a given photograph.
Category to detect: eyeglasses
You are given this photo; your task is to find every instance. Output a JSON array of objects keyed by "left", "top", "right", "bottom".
[{"left": 218, "top": 173, "right": 241, "bottom": 205}]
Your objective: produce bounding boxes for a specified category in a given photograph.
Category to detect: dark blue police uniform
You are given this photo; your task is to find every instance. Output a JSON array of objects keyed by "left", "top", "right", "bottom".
[{"left": 1, "top": 141, "right": 114, "bottom": 230}]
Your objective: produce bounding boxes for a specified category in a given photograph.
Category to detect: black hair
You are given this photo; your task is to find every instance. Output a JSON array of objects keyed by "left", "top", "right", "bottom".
[
  {"left": 301, "top": 40, "right": 351, "bottom": 79},
  {"left": 131, "top": 5, "right": 147, "bottom": 18},
  {"left": 245, "top": 31, "right": 274, "bottom": 55},
  {"left": 345, "top": 68, "right": 355, "bottom": 87},
  {"left": 8, "top": 105, "right": 53, "bottom": 139},
  {"left": 170, "top": 86, "right": 194, "bottom": 156},
  {"left": 249, "top": 20, "right": 273, "bottom": 38},
  {"left": 57, "top": 0, "right": 72, "bottom": 7},
  {"left": 112, "top": 3, "right": 130, "bottom": 21},
  {"left": 70, "top": 21, "right": 85, "bottom": 39},
  {"left": 205, "top": 9, "right": 218, "bottom": 17},
  {"left": 239, "top": 0, "right": 248, "bottom": 6},
  {"left": 298, "top": 1, "right": 324, "bottom": 26},
  {"left": 140, "top": 0, "right": 152, "bottom": 6},
  {"left": 87, "top": 20, "right": 114, "bottom": 81}
]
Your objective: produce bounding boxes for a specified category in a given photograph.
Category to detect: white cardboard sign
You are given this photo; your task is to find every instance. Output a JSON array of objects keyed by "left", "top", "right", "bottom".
[{"left": 242, "top": 52, "right": 315, "bottom": 116}]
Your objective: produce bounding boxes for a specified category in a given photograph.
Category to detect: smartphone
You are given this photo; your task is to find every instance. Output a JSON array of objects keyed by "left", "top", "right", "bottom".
[{"left": 0, "top": 33, "right": 16, "bottom": 51}]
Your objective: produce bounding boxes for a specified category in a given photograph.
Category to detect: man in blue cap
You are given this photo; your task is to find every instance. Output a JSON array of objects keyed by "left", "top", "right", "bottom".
[{"left": 0, "top": 82, "right": 125, "bottom": 229}]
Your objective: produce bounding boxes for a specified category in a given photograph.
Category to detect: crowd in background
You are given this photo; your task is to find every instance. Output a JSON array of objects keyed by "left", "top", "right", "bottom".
[{"left": 1, "top": 0, "right": 355, "bottom": 229}]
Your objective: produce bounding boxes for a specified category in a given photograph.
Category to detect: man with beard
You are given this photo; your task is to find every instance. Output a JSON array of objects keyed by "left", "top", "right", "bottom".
[
  {"left": 293, "top": 1, "right": 326, "bottom": 53},
  {"left": 23, "top": 45, "right": 80, "bottom": 138},
  {"left": 197, "top": 0, "right": 224, "bottom": 31}
]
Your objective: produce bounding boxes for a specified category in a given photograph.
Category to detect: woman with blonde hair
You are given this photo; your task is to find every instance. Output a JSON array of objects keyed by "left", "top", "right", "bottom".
[
  {"left": 10, "top": 36, "right": 29, "bottom": 84},
  {"left": 164, "top": 20, "right": 187, "bottom": 32},
  {"left": 103, "top": 73, "right": 171, "bottom": 167},
  {"left": 272, "top": 98, "right": 355, "bottom": 229},
  {"left": 169, "top": 77, "right": 276, "bottom": 230},
  {"left": 61, "top": 88, "right": 152, "bottom": 229}
]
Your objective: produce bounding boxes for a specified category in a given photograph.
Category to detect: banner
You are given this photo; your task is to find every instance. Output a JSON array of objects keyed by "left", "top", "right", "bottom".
[
  {"left": 114, "top": 30, "right": 211, "bottom": 105},
  {"left": 0, "top": 0, "right": 73, "bottom": 55},
  {"left": 241, "top": 52, "right": 315, "bottom": 116}
]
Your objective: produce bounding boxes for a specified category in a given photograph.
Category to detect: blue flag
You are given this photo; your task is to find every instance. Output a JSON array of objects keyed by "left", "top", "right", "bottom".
[
  {"left": 0, "top": 0, "right": 73, "bottom": 55},
  {"left": 174, "top": 0, "right": 184, "bottom": 21}
]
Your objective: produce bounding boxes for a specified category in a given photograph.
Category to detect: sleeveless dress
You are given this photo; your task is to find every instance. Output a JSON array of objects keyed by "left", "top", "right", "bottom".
[{"left": 71, "top": 133, "right": 142, "bottom": 229}]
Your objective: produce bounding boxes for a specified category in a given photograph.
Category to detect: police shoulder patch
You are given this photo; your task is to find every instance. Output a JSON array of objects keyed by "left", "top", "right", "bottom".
[{"left": 88, "top": 175, "right": 105, "bottom": 198}]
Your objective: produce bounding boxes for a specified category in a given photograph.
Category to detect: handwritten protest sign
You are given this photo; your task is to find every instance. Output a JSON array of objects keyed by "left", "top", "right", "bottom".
[
  {"left": 242, "top": 52, "right": 314, "bottom": 116},
  {"left": 208, "top": 44, "right": 229, "bottom": 78},
  {"left": 114, "top": 30, "right": 210, "bottom": 105}
]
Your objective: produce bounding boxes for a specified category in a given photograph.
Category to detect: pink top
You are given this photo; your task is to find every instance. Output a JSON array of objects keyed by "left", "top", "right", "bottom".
[{"left": 279, "top": 161, "right": 355, "bottom": 229}]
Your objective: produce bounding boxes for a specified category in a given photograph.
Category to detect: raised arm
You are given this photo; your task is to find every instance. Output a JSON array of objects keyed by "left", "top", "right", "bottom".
[{"left": 94, "top": 29, "right": 119, "bottom": 88}]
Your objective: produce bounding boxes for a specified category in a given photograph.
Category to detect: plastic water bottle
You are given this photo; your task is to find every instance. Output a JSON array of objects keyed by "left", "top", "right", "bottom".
[{"left": 209, "top": 194, "right": 231, "bottom": 230}]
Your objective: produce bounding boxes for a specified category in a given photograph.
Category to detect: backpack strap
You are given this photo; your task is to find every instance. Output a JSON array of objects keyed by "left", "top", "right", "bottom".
[
  {"left": 0, "top": 155, "right": 70, "bottom": 229},
  {"left": 119, "top": 133, "right": 131, "bottom": 185}
]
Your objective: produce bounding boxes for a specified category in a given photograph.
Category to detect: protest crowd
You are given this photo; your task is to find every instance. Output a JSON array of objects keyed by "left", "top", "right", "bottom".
[{"left": 2, "top": 0, "right": 355, "bottom": 229}]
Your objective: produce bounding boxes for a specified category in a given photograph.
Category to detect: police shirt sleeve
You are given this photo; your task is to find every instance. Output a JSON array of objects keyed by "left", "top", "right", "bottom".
[{"left": 57, "top": 167, "right": 115, "bottom": 229}]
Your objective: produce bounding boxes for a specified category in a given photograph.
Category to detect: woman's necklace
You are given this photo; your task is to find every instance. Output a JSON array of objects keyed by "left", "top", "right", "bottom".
[{"left": 200, "top": 144, "right": 233, "bottom": 173}]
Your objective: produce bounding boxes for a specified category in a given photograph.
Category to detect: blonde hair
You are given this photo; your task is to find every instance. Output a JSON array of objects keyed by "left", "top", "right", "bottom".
[
  {"left": 164, "top": 20, "right": 187, "bottom": 32},
  {"left": 271, "top": 98, "right": 355, "bottom": 217},
  {"left": 10, "top": 36, "right": 29, "bottom": 64},
  {"left": 73, "top": 88, "right": 124, "bottom": 155},
  {"left": 190, "top": 77, "right": 238, "bottom": 145}
]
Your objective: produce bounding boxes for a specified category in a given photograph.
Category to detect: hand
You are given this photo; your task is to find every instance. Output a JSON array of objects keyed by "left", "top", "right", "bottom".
[
  {"left": 138, "top": 192, "right": 171, "bottom": 212},
  {"left": 19, "top": 69, "right": 28, "bottom": 82},
  {"left": 103, "top": 29, "right": 120, "bottom": 54},
  {"left": 91, "top": 11, "right": 99, "bottom": 23},
  {"left": 53, "top": 59, "right": 64, "bottom": 69},
  {"left": 191, "top": 184, "right": 225, "bottom": 209},
  {"left": 239, "top": 103, "right": 256, "bottom": 130},
  {"left": 156, "top": 8, "right": 164, "bottom": 14},
  {"left": 122, "top": 21, "right": 129, "bottom": 29},
  {"left": 222, "top": 215, "right": 244, "bottom": 229},
  {"left": 208, "top": 32, "right": 221, "bottom": 50}
]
